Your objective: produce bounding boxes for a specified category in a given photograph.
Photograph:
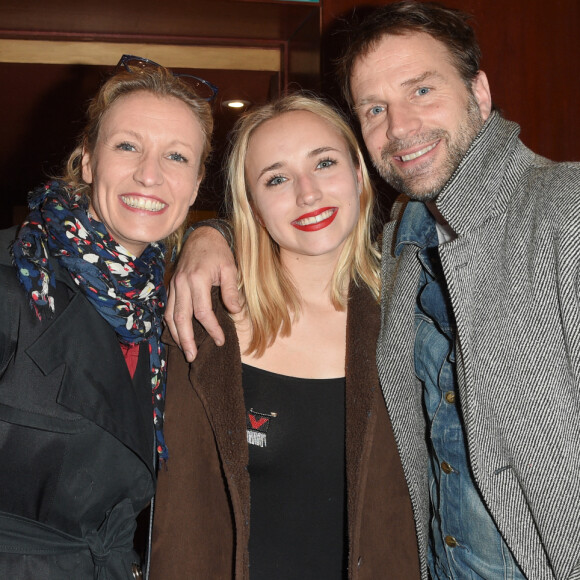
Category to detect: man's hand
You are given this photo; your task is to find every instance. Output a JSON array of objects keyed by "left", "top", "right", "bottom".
[{"left": 165, "top": 226, "right": 241, "bottom": 362}]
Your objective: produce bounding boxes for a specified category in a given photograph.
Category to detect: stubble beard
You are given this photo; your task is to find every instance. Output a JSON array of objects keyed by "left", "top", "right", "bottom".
[{"left": 374, "top": 95, "right": 484, "bottom": 201}]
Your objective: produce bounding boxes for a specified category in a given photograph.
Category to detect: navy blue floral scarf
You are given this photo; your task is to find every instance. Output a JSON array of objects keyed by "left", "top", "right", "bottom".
[{"left": 12, "top": 180, "right": 169, "bottom": 463}]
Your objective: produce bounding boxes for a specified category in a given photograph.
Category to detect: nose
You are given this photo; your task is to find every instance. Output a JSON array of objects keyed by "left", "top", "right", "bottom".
[
  {"left": 295, "top": 175, "right": 322, "bottom": 207},
  {"left": 134, "top": 152, "right": 164, "bottom": 187},
  {"left": 386, "top": 103, "right": 421, "bottom": 141}
]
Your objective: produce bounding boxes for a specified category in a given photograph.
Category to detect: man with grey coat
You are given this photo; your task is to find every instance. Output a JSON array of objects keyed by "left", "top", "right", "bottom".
[{"left": 166, "top": 2, "right": 580, "bottom": 579}]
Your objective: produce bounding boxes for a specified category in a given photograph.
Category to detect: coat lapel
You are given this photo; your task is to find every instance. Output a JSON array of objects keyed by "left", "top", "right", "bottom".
[
  {"left": 188, "top": 324, "right": 248, "bottom": 476},
  {"left": 344, "top": 283, "right": 379, "bottom": 561},
  {"left": 26, "top": 291, "right": 155, "bottom": 475},
  {"left": 185, "top": 293, "right": 251, "bottom": 568},
  {"left": 377, "top": 220, "right": 430, "bottom": 577},
  {"left": 345, "top": 282, "right": 379, "bottom": 473}
]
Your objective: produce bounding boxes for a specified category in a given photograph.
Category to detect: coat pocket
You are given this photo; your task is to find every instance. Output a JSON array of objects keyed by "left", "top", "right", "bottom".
[{"left": 0, "top": 403, "right": 89, "bottom": 434}]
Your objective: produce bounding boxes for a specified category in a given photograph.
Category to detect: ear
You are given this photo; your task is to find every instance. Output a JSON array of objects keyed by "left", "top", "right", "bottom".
[
  {"left": 81, "top": 148, "right": 93, "bottom": 184},
  {"left": 189, "top": 174, "right": 202, "bottom": 207},
  {"left": 472, "top": 70, "right": 492, "bottom": 121},
  {"left": 353, "top": 154, "right": 364, "bottom": 197},
  {"left": 356, "top": 166, "right": 363, "bottom": 197},
  {"left": 248, "top": 198, "right": 265, "bottom": 228},
  {"left": 253, "top": 209, "right": 265, "bottom": 228}
]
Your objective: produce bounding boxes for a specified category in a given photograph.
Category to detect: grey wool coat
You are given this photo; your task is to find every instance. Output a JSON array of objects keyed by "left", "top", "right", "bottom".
[{"left": 377, "top": 112, "right": 580, "bottom": 580}]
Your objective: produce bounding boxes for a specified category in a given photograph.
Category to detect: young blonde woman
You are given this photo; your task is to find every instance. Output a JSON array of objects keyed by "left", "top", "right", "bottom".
[{"left": 150, "top": 94, "right": 420, "bottom": 579}]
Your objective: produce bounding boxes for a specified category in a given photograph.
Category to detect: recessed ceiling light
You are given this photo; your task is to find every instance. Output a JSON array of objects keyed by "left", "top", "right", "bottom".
[{"left": 223, "top": 99, "right": 250, "bottom": 109}]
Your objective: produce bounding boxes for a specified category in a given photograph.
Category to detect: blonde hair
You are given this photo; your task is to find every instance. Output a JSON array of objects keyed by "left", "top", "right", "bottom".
[
  {"left": 61, "top": 63, "right": 213, "bottom": 255},
  {"left": 225, "top": 93, "right": 380, "bottom": 356}
]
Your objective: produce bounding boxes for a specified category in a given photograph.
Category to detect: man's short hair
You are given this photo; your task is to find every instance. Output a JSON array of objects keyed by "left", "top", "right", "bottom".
[{"left": 337, "top": 1, "right": 482, "bottom": 107}]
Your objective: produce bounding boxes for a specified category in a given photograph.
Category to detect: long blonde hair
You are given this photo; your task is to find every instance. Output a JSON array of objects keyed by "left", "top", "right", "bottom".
[{"left": 225, "top": 93, "right": 380, "bottom": 356}]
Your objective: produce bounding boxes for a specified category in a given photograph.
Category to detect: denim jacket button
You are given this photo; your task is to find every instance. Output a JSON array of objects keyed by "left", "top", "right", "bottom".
[
  {"left": 441, "top": 461, "right": 453, "bottom": 474},
  {"left": 445, "top": 391, "right": 456, "bottom": 404},
  {"left": 445, "top": 535, "right": 458, "bottom": 548}
]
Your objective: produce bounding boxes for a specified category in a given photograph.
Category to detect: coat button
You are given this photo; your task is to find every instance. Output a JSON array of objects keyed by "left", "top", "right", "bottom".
[
  {"left": 441, "top": 461, "right": 453, "bottom": 474},
  {"left": 445, "top": 391, "right": 456, "bottom": 404},
  {"left": 445, "top": 535, "right": 458, "bottom": 548},
  {"left": 357, "top": 556, "right": 363, "bottom": 567}
]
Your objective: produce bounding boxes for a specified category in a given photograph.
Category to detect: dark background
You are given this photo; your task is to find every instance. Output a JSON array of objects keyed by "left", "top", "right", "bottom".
[{"left": 1, "top": 0, "right": 578, "bottom": 230}]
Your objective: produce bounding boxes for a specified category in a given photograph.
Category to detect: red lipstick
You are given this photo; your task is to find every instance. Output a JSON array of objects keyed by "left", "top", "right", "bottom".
[{"left": 291, "top": 207, "right": 338, "bottom": 232}]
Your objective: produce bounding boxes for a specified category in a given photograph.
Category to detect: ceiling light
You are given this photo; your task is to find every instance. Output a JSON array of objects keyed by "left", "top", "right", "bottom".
[{"left": 223, "top": 99, "right": 250, "bottom": 109}]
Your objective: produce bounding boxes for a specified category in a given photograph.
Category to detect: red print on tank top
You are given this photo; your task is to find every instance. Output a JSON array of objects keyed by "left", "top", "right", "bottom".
[{"left": 246, "top": 409, "right": 277, "bottom": 448}]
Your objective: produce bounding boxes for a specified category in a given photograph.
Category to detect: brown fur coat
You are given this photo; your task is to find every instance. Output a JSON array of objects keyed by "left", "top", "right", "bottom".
[{"left": 150, "top": 283, "right": 420, "bottom": 579}]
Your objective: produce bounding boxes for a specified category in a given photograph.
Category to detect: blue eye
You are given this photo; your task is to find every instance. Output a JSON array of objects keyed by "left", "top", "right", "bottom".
[
  {"left": 266, "top": 175, "right": 287, "bottom": 187},
  {"left": 317, "top": 158, "right": 336, "bottom": 169},
  {"left": 168, "top": 152, "right": 188, "bottom": 163},
  {"left": 370, "top": 106, "right": 384, "bottom": 116},
  {"left": 417, "top": 87, "right": 430, "bottom": 96},
  {"left": 116, "top": 142, "right": 136, "bottom": 151}
]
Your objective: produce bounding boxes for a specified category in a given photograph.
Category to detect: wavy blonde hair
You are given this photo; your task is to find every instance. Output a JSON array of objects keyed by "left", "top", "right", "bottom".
[
  {"left": 61, "top": 63, "right": 213, "bottom": 255},
  {"left": 225, "top": 93, "right": 380, "bottom": 356}
]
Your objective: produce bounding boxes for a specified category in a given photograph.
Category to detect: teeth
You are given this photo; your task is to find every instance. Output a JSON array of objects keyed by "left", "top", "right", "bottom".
[
  {"left": 400, "top": 142, "right": 437, "bottom": 162},
  {"left": 121, "top": 195, "right": 166, "bottom": 212},
  {"left": 295, "top": 209, "right": 335, "bottom": 226}
]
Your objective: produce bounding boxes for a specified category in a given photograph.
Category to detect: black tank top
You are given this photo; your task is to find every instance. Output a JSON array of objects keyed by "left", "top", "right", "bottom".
[{"left": 242, "top": 363, "right": 346, "bottom": 579}]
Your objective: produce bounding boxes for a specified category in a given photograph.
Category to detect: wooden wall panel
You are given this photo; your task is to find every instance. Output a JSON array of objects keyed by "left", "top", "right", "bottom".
[
  {"left": 0, "top": 0, "right": 320, "bottom": 226},
  {"left": 287, "top": 8, "right": 321, "bottom": 93},
  {"left": 456, "top": 0, "right": 580, "bottom": 163},
  {"left": 0, "top": 0, "right": 317, "bottom": 42},
  {"left": 321, "top": 0, "right": 580, "bottom": 163}
]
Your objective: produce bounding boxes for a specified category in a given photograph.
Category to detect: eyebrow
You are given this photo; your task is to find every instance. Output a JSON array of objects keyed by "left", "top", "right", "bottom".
[
  {"left": 308, "top": 146, "right": 338, "bottom": 157},
  {"left": 354, "top": 70, "right": 443, "bottom": 109},
  {"left": 257, "top": 161, "right": 283, "bottom": 180},
  {"left": 106, "top": 129, "right": 194, "bottom": 152},
  {"left": 104, "top": 128, "right": 141, "bottom": 141},
  {"left": 256, "top": 146, "right": 340, "bottom": 179},
  {"left": 400, "top": 70, "right": 442, "bottom": 88}
]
